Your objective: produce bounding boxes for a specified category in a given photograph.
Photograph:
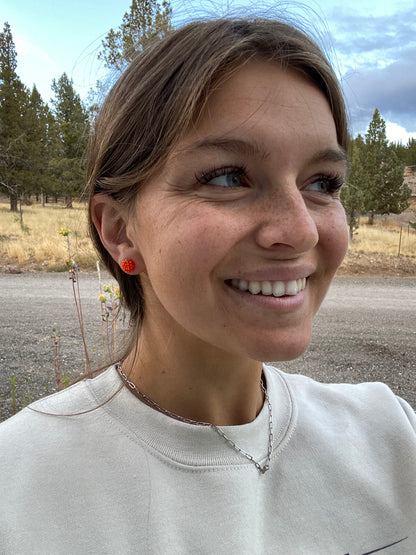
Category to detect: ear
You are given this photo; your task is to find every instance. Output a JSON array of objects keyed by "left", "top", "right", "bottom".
[{"left": 91, "top": 194, "right": 145, "bottom": 275}]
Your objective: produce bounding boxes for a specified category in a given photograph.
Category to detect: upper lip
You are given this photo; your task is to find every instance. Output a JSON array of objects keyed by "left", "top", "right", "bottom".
[{"left": 225, "top": 264, "right": 315, "bottom": 283}]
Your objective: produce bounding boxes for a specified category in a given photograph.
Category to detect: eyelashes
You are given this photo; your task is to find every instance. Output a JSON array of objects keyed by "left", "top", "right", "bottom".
[
  {"left": 195, "top": 165, "right": 345, "bottom": 195},
  {"left": 307, "top": 174, "right": 345, "bottom": 194},
  {"left": 195, "top": 166, "right": 248, "bottom": 187}
]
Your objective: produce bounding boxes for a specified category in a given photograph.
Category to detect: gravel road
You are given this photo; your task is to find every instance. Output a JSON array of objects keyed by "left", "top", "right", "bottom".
[{"left": 1, "top": 272, "right": 415, "bottom": 420}]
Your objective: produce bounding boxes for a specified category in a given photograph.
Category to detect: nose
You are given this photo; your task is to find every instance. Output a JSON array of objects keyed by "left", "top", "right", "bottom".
[{"left": 254, "top": 186, "right": 319, "bottom": 253}]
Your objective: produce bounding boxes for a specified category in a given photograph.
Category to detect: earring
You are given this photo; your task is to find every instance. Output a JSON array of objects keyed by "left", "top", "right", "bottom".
[{"left": 120, "top": 258, "right": 136, "bottom": 274}]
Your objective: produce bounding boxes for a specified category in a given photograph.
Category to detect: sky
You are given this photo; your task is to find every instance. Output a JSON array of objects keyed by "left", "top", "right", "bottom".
[{"left": 1, "top": 0, "right": 415, "bottom": 143}]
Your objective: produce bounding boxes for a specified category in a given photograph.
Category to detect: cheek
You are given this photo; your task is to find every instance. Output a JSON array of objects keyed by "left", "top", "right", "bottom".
[
  {"left": 321, "top": 208, "right": 349, "bottom": 268},
  {"left": 150, "top": 215, "right": 232, "bottom": 282}
]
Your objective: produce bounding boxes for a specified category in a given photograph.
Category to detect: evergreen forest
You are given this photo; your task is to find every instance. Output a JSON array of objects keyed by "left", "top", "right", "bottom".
[{"left": 0, "top": 1, "right": 414, "bottom": 231}]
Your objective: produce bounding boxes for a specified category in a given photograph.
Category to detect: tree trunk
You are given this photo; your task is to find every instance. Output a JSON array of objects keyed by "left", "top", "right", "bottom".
[
  {"left": 348, "top": 211, "right": 358, "bottom": 241},
  {"left": 368, "top": 211, "right": 375, "bottom": 225},
  {"left": 349, "top": 219, "right": 354, "bottom": 242},
  {"left": 65, "top": 195, "right": 73, "bottom": 209},
  {"left": 10, "top": 191, "right": 18, "bottom": 212}
]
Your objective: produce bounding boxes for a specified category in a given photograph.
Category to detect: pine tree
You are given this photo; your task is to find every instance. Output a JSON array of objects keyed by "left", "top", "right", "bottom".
[
  {"left": 363, "top": 109, "right": 410, "bottom": 224},
  {"left": 403, "top": 138, "right": 416, "bottom": 166},
  {"left": 98, "top": 0, "right": 172, "bottom": 72},
  {"left": 49, "top": 73, "right": 89, "bottom": 206},
  {"left": 0, "top": 22, "right": 30, "bottom": 211},
  {"left": 341, "top": 135, "right": 366, "bottom": 240},
  {"left": 390, "top": 141, "right": 408, "bottom": 165},
  {"left": 23, "top": 85, "right": 54, "bottom": 201}
]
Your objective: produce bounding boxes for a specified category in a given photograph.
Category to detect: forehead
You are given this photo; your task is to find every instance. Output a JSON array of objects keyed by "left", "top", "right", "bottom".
[{"left": 176, "top": 60, "right": 340, "bottom": 163}]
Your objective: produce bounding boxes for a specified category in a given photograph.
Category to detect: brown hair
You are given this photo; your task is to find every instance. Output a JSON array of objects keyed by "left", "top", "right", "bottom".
[{"left": 86, "top": 17, "right": 348, "bottom": 356}]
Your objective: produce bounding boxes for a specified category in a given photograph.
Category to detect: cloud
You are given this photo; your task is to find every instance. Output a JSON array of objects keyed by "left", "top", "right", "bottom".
[
  {"left": 331, "top": 9, "right": 416, "bottom": 56},
  {"left": 386, "top": 122, "right": 416, "bottom": 144},
  {"left": 342, "top": 45, "right": 416, "bottom": 135},
  {"left": 327, "top": 7, "right": 416, "bottom": 137}
]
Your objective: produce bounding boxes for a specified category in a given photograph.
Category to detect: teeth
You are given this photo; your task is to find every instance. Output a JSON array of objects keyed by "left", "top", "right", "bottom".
[
  {"left": 261, "top": 281, "right": 272, "bottom": 295},
  {"left": 285, "top": 280, "right": 298, "bottom": 296},
  {"left": 248, "top": 281, "right": 261, "bottom": 294},
  {"left": 272, "top": 281, "right": 285, "bottom": 297},
  {"left": 231, "top": 277, "right": 306, "bottom": 297},
  {"left": 238, "top": 279, "right": 248, "bottom": 291}
]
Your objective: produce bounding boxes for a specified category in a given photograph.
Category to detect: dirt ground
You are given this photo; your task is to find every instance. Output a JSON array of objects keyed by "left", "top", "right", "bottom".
[{"left": 338, "top": 250, "right": 416, "bottom": 277}]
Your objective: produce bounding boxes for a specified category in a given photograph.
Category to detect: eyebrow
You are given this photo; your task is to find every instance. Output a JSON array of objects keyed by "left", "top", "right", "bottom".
[
  {"left": 180, "top": 137, "right": 348, "bottom": 169},
  {"left": 183, "top": 137, "right": 270, "bottom": 161},
  {"left": 309, "top": 147, "right": 349, "bottom": 168}
]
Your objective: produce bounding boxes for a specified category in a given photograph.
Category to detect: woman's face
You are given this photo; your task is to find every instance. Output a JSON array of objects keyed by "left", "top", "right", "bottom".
[{"left": 127, "top": 61, "right": 349, "bottom": 361}]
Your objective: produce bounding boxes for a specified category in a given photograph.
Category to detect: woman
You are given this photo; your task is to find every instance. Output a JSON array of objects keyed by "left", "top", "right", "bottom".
[{"left": 1, "top": 18, "right": 415, "bottom": 554}]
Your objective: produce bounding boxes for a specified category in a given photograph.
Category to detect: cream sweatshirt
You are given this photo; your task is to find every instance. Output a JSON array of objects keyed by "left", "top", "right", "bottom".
[{"left": 0, "top": 365, "right": 415, "bottom": 554}]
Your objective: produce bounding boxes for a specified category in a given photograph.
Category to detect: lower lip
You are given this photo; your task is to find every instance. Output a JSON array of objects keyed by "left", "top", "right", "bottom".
[{"left": 225, "top": 282, "right": 307, "bottom": 312}]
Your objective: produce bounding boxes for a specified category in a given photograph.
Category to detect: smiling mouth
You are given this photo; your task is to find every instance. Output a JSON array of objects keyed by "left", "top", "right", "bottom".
[{"left": 227, "top": 278, "right": 307, "bottom": 297}]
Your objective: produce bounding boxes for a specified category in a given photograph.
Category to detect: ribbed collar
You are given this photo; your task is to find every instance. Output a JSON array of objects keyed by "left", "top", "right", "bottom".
[{"left": 88, "top": 364, "right": 295, "bottom": 470}]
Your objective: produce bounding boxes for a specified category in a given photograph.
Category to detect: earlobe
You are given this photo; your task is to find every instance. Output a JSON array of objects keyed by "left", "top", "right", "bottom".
[{"left": 91, "top": 194, "right": 144, "bottom": 274}]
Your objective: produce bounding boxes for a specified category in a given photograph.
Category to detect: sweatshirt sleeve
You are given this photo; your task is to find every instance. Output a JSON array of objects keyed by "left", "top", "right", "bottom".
[{"left": 396, "top": 395, "right": 416, "bottom": 433}]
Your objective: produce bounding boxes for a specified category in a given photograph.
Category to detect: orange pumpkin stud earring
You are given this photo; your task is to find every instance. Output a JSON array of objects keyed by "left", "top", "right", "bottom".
[{"left": 120, "top": 258, "right": 136, "bottom": 274}]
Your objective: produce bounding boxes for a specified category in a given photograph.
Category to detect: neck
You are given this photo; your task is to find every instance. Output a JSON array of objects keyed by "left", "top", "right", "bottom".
[{"left": 122, "top": 320, "right": 264, "bottom": 426}]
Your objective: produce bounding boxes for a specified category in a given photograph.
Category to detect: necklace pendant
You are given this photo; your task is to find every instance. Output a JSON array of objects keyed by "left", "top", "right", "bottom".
[{"left": 260, "top": 464, "right": 269, "bottom": 474}]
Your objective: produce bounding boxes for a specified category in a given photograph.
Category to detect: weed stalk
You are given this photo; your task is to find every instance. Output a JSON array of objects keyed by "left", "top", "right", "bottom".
[
  {"left": 97, "top": 261, "right": 107, "bottom": 365},
  {"left": 98, "top": 278, "right": 121, "bottom": 363},
  {"left": 59, "top": 228, "right": 91, "bottom": 373},
  {"left": 51, "top": 328, "right": 63, "bottom": 391}
]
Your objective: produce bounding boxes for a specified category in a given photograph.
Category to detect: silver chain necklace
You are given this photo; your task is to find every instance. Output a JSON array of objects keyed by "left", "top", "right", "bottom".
[{"left": 116, "top": 363, "right": 274, "bottom": 473}]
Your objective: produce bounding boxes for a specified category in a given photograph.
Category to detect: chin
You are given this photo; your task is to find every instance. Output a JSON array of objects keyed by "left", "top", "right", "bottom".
[{"left": 247, "top": 334, "right": 312, "bottom": 364}]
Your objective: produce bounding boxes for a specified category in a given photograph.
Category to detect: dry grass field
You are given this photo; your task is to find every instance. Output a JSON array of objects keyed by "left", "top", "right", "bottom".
[
  {"left": 0, "top": 200, "right": 95, "bottom": 270},
  {"left": 351, "top": 221, "right": 415, "bottom": 256},
  {"left": 0, "top": 199, "right": 415, "bottom": 275}
]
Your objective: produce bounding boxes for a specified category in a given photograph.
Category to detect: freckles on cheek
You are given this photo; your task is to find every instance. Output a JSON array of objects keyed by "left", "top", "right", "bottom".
[
  {"left": 327, "top": 226, "right": 349, "bottom": 266},
  {"left": 318, "top": 210, "right": 348, "bottom": 266}
]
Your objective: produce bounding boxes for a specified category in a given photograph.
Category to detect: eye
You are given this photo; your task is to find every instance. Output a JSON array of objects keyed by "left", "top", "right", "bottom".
[
  {"left": 196, "top": 167, "right": 247, "bottom": 188},
  {"left": 307, "top": 179, "right": 330, "bottom": 193},
  {"left": 305, "top": 175, "right": 344, "bottom": 195},
  {"left": 210, "top": 173, "right": 243, "bottom": 187}
]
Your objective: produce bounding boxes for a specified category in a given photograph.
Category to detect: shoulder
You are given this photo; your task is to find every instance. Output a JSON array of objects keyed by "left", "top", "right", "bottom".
[
  {"left": 0, "top": 366, "right": 122, "bottom": 455},
  {"left": 264, "top": 364, "right": 416, "bottom": 437},
  {"left": 264, "top": 365, "right": 416, "bottom": 492}
]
